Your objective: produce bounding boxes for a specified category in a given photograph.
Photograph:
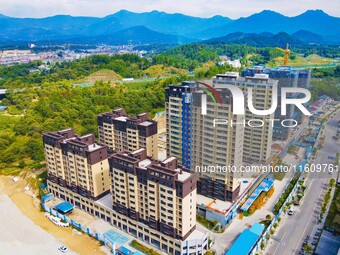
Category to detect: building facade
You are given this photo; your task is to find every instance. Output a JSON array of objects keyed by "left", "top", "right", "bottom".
[
  {"left": 45, "top": 136, "right": 208, "bottom": 255},
  {"left": 166, "top": 80, "right": 246, "bottom": 201},
  {"left": 110, "top": 149, "right": 197, "bottom": 241},
  {"left": 165, "top": 82, "right": 196, "bottom": 169},
  {"left": 43, "top": 128, "right": 110, "bottom": 200},
  {"left": 212, "top": 72, "right": 276, "bottom": 164},
  {"left": 242, "top": 66, "right": 300, "bottom": 140},
  {"left": 97, "top": 108, "right": 158, "bottom": 159}
]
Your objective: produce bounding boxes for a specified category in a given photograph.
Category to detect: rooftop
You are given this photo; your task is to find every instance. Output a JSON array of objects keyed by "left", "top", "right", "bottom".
[
  {"left": 196, "top": 194, "right": 232, "bottom": 214},
  {"left": 115, "top": 116, "right": 128, "bottom": 122},
  {"left": 225, "top": 223, "right": 264, "bottom": 255},
  {"left": 138, "top": 121, "right": 154, "bottom": 127},
  {"left": 184, "top": 229, "right": 207, "bottom": 241},
  {"left": 88, "top": 143, "right": 102, "bottom": 152},
  {"left": 95, "top": 193, "right": 113, "bottom": 209}
]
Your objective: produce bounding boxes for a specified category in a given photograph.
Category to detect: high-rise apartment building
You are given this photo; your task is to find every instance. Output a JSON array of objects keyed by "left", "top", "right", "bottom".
[
  {"left": 43, "top": 128, "right": 110, "bottom": 200},
  {"left": 212, "top": 72, "right": 277, "bottom": 164},
  {"left": 109, "top": 148, "right": 198, "bottom": 249},
  {"left": 242, "top": 66, "right": 299, "bottom": 140},
  {"left": 98, "top": 108, "right": 158, "bottom": 159},
  {"left": 166, "top": 80, "right": 245, "bottom": 201},
  {"left": 191, "top": 84, "right": 244, "bottom": 201},
  {"left": 165, "top": 82, "right": 196, "bottom": 169}
]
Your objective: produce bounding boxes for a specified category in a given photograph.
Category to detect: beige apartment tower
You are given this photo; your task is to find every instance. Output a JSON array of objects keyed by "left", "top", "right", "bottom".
[
  {"left": 191, "top": 88, "right": 245, "bottom": 201},
  {"left": 109, "top": 148, "right": 197, "bottom": 242},
  {"left": 166, "top": 81, "right": 244, "bottom": 201},
  {"left": 98, "top": 108, "right": 158, "bottom": 159},
  {"left": 43, "top": 128, "right": 110, "bottom": 200},
  {"left": 212, "top": 72, "right": 277, "bottom": 164}
]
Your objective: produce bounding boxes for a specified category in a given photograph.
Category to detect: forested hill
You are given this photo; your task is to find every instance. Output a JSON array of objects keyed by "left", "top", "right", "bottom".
[{"left": 0, "top": 49, "right": 339, "bottom": 175}]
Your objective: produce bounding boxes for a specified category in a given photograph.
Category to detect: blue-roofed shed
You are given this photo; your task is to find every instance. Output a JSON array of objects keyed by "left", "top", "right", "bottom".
[
  {"left": 249, "top": 222, "right": 265, "bottom": 236},
  {"left": 39, "top": 183, "right": 47, "bottom": 189},
  {"left": 0, "top": 106, "right": 7, "bottom": 111},
  {"left": 119, "top": 246, "right": 132, "bottom": 255},
  {"left": 225, "top": 223, "right": 264, "bottom": 255},
  {"left": 240, "top": 179, "right": 274, "bottom": 211},
  {"left": 306, "top": 136, "right": 316, "bottom": 143},
  {"left": 55, "top": 201, "right": 74, "bottom": 214},
  {"left": 133, "top": 252, "right": 143, "bottom": 255},
  {"left": 41, "top": 193, "right": 54, "bottom": 203}
]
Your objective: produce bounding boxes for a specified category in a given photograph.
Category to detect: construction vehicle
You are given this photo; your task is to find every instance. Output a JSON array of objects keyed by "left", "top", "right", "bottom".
[{"left": 276, "top": 43, "right": 291, "bottom": 66}]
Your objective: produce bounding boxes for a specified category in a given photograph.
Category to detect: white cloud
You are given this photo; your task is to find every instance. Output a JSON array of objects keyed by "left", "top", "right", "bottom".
[{"left": 0, "top": 0, "right": 338, "bottom": 18}]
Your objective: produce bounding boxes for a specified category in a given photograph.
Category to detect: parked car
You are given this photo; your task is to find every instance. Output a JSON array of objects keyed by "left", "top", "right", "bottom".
[
  {"left": 288, "top": 208, "right": 295, "bottom": 215},
  {"left": 58, "top": 245, "right": 68, "bottom": 253}
]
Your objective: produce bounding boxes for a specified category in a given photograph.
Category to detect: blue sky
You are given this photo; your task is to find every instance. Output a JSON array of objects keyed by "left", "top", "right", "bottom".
[{"left": 0, "top": 0, "right": 339, "bottom": 18}]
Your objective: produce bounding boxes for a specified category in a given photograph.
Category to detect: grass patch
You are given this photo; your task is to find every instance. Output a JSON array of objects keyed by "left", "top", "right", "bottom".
[
  {"left": 130, "top": 240, "right": 161, "bottom": 255},
  {"left": 325, "top": 185, "right": 340, "bottom": 233},
  {"left": 268, "top": 54, "right": 337, "bottom": 68},
  {"left": 143, "top": 64, "right": 188, "bottom": 77},
  {"left": 81, "top": 69, "right": 122, "bottom": 83},
  {"left": 120, "top": 81, "right": 153, "bottom": 90},
  {"left": 0, "top": 166, "right": 22, "bottom": 175},
  {"left": 273, "top": 173, "right": 301, "bottom": 214},
  {"left": 273, "top": 171, "right": 286, "bottom": 181},
  {"left": 196, "top": 214, "right": 218, "bottom": 230}
]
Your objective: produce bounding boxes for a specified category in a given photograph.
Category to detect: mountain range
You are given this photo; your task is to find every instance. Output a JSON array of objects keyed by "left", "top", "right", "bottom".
[{"left": 0, "top": 9, "right": 339, "bottom": 45}]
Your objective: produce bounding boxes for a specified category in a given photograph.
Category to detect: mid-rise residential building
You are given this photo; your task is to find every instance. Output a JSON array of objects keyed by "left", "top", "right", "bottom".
[
  {"left": 45, "top": 136, "right": 208, "bottom": 254},
  {"left": 242, "top": 66, "right": 299, "bottom": 140},
  {"left": 43, "top": 128, "right": 110, "bottom": 200},
  {"left": 110, "top": 148, "right": 197, "bottom": 244},
  {"left": 97, "top": 108, "right": 158, "bottom": 159},
  {"left": 212, "top": 72, "right": 277, "bottom": 164}
]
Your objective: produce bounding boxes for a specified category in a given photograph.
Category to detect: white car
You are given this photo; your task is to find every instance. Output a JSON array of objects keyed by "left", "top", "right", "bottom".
[
  {"left": 288, "top": 209, "right": 295, "bottom": 215},
  {"left": 58, "top": 245, "right": 68, "bottom": 253}
]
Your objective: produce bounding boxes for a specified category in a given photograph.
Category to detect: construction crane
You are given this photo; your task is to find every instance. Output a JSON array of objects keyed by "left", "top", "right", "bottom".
[{"left": 276, "top": 43, "right": 290, "bottom": 66}]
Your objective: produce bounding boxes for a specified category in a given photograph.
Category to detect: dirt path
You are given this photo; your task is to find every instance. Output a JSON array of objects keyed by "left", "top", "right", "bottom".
[{"left": 0, "top": 175, "right": 107, "bottom": 255}]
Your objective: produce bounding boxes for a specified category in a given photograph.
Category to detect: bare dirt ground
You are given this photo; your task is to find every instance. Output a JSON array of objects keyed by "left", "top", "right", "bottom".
[{"left": 0, "top": 174, "right": 107, "bottom": 255}]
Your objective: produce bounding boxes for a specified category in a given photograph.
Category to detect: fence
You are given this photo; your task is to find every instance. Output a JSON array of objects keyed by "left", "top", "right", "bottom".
[
  {"left": 249, "top": 173, "right": 304, "bottom": 255},
  {"left": 41, "top": 202, "right": 115, "bottom": 252}
]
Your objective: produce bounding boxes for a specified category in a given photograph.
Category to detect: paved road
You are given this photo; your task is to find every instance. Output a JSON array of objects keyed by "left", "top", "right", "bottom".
[{"left": 266, "top": 108, "right": 340, "bottom": 255}]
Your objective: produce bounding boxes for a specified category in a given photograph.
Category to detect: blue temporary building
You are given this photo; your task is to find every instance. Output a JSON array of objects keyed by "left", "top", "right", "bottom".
[
  {"left": 306, "top": 136, "right": 316, "bottom": 143},
  {"left": 41, "top": 193, "right": 54, "bottom": 203},
  {"left": 305, "top": 146, "right": 313, "bottom": 159},
  {"left": 39, "top": 183, "right": 47, "bottom": 189},
  {"left": 119, "top": 246, "right": 132, "bottom": 255},
  {"left": 55, "top": 201, "right": 74, "bottom": 214},
  {"left": 0, "top": 106, "right": 6, "bottom": 111},
  {"left": 225, "top": 223, "right": 265, "bottom": 255}
]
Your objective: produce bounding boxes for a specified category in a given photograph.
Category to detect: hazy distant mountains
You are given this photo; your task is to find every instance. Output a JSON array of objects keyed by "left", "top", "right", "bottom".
[{"left": 0, "top": 9, "right": 339, "bottom": 45}]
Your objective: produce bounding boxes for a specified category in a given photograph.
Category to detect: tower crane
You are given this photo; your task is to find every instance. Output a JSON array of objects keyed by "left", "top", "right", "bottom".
[{"left": 276, "top": 43, "right": 290, "bottom": 66}]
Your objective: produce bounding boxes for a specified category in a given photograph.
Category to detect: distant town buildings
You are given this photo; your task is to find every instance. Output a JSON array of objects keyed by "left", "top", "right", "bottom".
[
  {"left": 0, "top": 46, "right": 149, "bottom": 66},
  {"left": 218, "top": 56, "right": 242, "bottom": 68}
]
